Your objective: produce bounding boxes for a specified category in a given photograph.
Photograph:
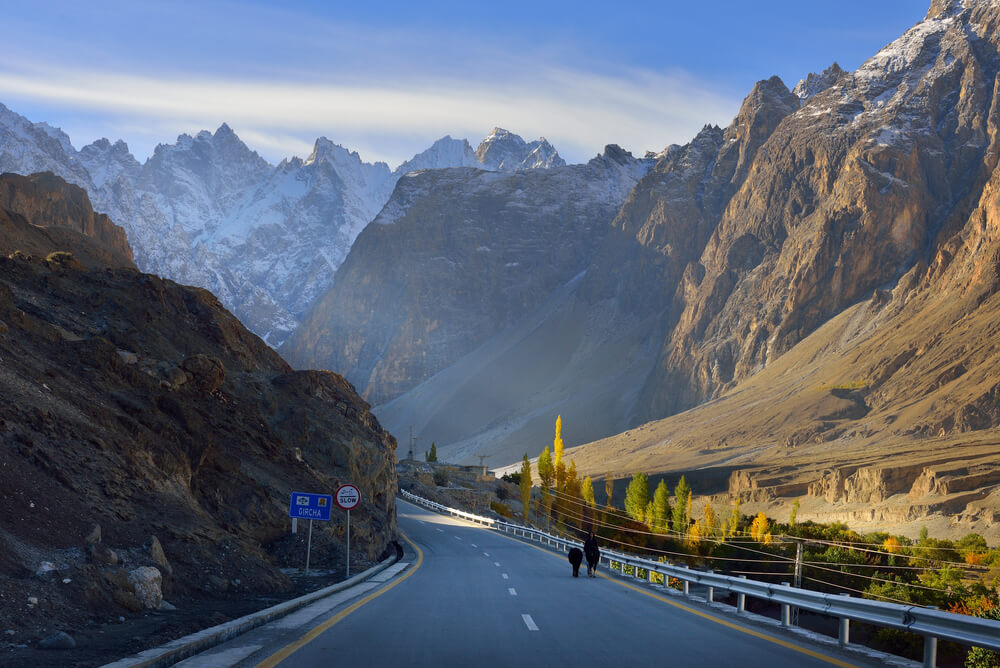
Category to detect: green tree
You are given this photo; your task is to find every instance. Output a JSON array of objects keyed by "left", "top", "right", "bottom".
[
  {"left": 965, "top": 604, "right": 1000, "bottom": 667},
  {"left": 553, "top": 414, "right": 564, "bottom": 469},
  {"left": 424, "top": 442, "right": 438, "bottom": 462},
  {"left": 540, "top": 486, "right": 552, "bottom": 529},
  {"left": 566, "top": 461, "right": 581, "bottom": 499},
  {"left": 672, "top": 475, "right": 691, "bottom": 532},
  {"left": 605, "top": 473, "right": 615, "bottom": 508},
  {"left": 519, "top": 454, "right": 532, "bottom": 519},
  {"left": 555, "top": 460, "right": 567, "bottom": 493},
  {"left": 581, "top": 476, "right": 596, "bottom": 507},
  {"left": 624, "top": 472, "right": 650, "bottom": 523},
  {"left": 789, "top": 498, "right": 800, "bottom": 527},
  {"left": 651, "top": 479, "right": 671, "bottom": 533},
  {"left": 537, "top": 446, "right": 554, "bottom": 488}
]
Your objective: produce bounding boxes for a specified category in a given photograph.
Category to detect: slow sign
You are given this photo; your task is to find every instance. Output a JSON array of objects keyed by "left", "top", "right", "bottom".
[{"left": 336, "top": 484, "right": 360, "bottom": 510}]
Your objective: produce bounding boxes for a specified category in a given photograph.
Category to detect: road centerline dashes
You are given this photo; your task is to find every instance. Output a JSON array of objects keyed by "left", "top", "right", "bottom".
[
  {"left": 502, "top": 573, "right": 509, "bottom": 579},
  {"left": 508, "top": 588, "right": 517, "bottom": 596},
  {"left": 522, "top": 614, "right": 538, "bottom": 631}
]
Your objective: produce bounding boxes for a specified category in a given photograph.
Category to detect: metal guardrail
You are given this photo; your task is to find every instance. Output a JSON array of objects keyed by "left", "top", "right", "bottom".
[{"left": 399, "top": 489, "right": 1000, "bottom": 667}]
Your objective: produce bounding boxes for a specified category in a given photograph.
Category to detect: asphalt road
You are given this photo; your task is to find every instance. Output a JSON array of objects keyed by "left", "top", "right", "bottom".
[{"left": 250, "top": 500, "right": 867, "bottom": 667}]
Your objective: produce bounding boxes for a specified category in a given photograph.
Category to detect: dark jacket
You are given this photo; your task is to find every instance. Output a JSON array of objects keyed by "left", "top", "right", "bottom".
[
  {"left": 568, "top": 547, "right": 583, "bottom": 566},
  {"left": 584, "top": 535, "right": 599, "bottom": 563}
]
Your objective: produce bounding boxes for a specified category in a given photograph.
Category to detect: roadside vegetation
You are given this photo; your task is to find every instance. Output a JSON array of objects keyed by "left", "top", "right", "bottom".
[{"left": 515, "top": 416, "right": 1000, "bottom": 667}]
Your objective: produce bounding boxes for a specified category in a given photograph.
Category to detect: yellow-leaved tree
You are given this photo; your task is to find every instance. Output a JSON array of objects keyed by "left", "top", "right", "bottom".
[
  {"left": 702, "top": 501, "right": 717, "bottom": 539},
  {"left": 750, "top": 511, "right": 770, "bottom": 542},
  {"left": 688, "top": 519, "right": 702, "bottom": 548},
  {"left": 553, "top": 414, "right": 564, "bottom": 469}
]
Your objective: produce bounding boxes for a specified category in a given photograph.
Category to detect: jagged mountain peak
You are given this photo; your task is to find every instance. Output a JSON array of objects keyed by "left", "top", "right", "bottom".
[
  {"left": 305, "top": 136, "right": 391, "bottom": 172},
  {"left": 597, "top": 144, "right": 634, "bottom": 165},
  {"left": 743, "top": 76, "right": 797, "bottom": 109},
  {"left": 475, "top": 127, "right": 565, "bottom": 171},
  {"left": 395, "top": 135, "right": 479, "bottom": 175},
  {"left": 793, "top": 62, "right": 847, "bottom": 101},
  {"left": 150, "top": 124, "right": 268, "bottom": 172},
  {"left": 79, "top": 137, "right": 141, "bottom": 189},
  {"left": 926, "top": 0, "right": 972, "bottom": 20}
]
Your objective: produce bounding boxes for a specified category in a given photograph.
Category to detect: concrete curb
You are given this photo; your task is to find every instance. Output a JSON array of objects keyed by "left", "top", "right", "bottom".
[{"left": 100, "top": 549, "right": 400, "bottom": 668}]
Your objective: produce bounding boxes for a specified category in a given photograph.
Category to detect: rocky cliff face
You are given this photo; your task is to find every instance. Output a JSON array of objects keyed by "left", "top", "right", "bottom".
[
  {"left": 0, "top": 172, "right": 134, "bottom": 269},
  {"left": 635, "top": 0, "right": 1000, "bottom": 420},
  {"left": 0, "top": 174, "right": 398, "bottom": 644},
  {"left": 283, "top": 146, "right": 648, "bottom": 405}
]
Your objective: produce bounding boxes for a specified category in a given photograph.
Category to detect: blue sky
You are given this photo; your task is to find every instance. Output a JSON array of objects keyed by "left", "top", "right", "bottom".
[{"left": 1, "top": 0, "right": 929, "bottom": 167}]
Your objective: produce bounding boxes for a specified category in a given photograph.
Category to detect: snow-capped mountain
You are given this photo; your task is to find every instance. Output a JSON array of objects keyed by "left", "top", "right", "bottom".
[
  {"left": 396, "top": 136, "right": 480, "bottom": 174},
  {"left": 474, "top": 127, "right": 565, "bottom": 170},
  {"left": 0, "top": 105, "right": 564, "bottom": 345}
]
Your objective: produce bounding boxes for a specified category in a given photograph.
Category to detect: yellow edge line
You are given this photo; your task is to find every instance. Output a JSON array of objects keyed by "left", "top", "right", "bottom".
[
  {"left": 254, "top": 533, "right": 424, "bottom": 668},
  {"left": 493, "top": 528, "right": 855, "bottom": 668}
]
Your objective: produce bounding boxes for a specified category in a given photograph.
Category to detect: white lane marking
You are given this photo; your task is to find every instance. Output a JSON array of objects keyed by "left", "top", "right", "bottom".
[
  {"left": 522, "top": 614, "right": 539, "bottom": 631},
  {"left": 494, "top": 561, "right": 501, "bottom": 567},
  {"left": 437, "top": 528, "right": 444, "bottom": 532},
  {"left": 455, "top": 536, "right": 462, "bottom": 541},
  {"left": 502, "top": 573, "right": 509, "bottom": 580},
  {"left": 471, "top": 544, "right": 478, "bottom": 548},
  {"left": 483, "top": 552, "right": 490, "bottom": 557},
  {"left": 508, "top": 588, "right": 517, "bottom": 596}
]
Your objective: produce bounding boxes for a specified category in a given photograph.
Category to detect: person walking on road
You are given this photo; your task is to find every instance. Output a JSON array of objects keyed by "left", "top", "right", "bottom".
[
  {"left": 584, "top": 531, "right": 600, "bottom": 577},
  {"left": 568, "top": 546, "right": 583, "bottom": 577}
]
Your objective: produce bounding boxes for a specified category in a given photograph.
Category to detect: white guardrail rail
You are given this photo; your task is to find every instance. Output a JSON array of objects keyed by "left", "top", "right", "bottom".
[{"left": 400, "top": 489, "right": 1000, "bottom": 668}]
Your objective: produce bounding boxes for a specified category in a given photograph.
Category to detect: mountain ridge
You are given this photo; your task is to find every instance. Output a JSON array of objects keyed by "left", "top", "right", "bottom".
[{"left": 0, "top": 108, "right": 567, "bottom": 347}]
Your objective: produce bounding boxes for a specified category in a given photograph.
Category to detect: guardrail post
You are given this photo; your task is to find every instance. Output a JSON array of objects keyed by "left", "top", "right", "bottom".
[
  {"left": 781, "top": 583, "right": 791, "bottom": 627},
  {"left": 737, "top": 576, "right": 746, "bottom": 613},
  {"left": 922, "top": 636, "right": 937, "bottom": 668},
  {"left": 838, "top": 594, "right": 851, "bottom": 646},
  {"left": 705, "top": 571, "right": 714, "bottom": 602},
  {"left": 683, "top": 579, "right": 690, "bottom": 596},
  {"left": 839, "top": 616, "right": 850, "bottom": 646}
]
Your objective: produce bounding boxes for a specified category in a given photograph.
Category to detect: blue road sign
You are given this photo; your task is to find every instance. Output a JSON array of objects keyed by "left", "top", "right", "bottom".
[{"left": 289, "top": 491, "right": 333, "bottom": 521}]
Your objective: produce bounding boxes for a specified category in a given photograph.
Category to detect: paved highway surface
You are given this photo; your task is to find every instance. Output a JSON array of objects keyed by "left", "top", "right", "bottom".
[{"left": 226, "top": 499, "right": 869, "bottom": 668}]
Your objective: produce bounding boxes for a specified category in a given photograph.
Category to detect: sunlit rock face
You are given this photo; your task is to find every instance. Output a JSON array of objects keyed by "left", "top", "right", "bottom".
[{"left": 636, "top": 0, "right": 1000, "bottom": 420}]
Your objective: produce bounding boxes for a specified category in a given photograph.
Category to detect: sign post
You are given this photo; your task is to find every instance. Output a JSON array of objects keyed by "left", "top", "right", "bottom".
[
  {"left": 289, "top": 492, "right": 332, "bottom": 574},
  {"left": 336, "top": 484, "right": 361, "bottom": 577}
]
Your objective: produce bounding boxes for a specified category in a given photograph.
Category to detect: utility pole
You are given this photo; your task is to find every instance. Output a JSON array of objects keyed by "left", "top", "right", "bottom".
[
  {"left": 792, "top": 540, "right": 804, "bottom": 626},
  {"left": 407, "top": 427, "right": 421, "bottom": 462}
]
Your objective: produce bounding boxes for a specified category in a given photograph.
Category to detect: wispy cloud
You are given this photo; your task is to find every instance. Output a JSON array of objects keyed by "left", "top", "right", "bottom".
[{"left": 0, "top": 60, "right": 738, "bottom": 167}]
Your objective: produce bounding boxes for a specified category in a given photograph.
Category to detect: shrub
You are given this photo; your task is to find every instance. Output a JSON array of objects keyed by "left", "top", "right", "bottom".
[
  {"left": 490, "top": 501, "right": 513, "bottom": 518},
  {"left": 433, "top": 469, "right": 449, "bottom": 486},
  {"left": 501, "top": 471, "right": 521, "bottom": 485},
  {"left": 496, "top": 485, "right": 509, "bottom": 500}
]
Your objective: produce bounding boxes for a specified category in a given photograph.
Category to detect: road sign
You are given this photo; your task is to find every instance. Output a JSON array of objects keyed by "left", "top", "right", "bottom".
[
  {"left": 336, "top": 484, "right": 361, "bottom": 510},
  {"left": 289, "top": 491, "right": 332, "bottom": 521}
]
